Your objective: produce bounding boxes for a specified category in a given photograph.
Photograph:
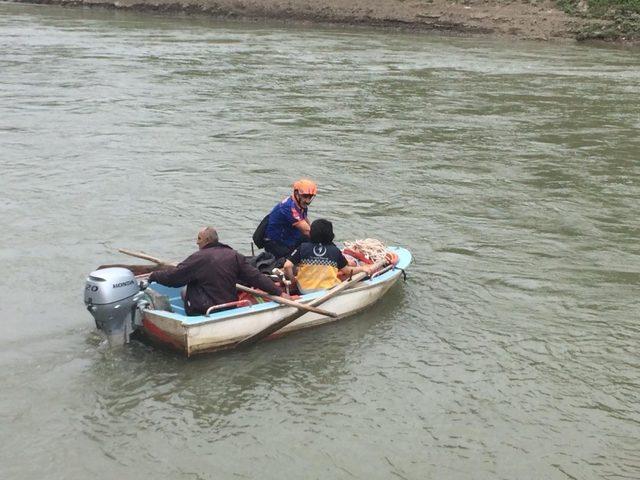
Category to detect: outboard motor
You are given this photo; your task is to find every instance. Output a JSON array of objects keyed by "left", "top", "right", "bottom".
[{"left": 84, "top": 267, "right": 147, "bottom": 346}]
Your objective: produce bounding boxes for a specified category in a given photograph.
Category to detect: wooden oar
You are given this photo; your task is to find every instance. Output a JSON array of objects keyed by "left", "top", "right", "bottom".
[
  {"left": 370, "top": 263, "right": 395, "bottom": 279},
  {"left": 118, "top": 249, "right": 177, "bottom": 266},
  {"left": 236, "top": 271, "right": 368, "bottom": 349},
  {"left": 236, "top": 284, "right": 337, "bottom": 318},
  {"left": 97, "top": 263, "right": 164, "bottom": 276}
]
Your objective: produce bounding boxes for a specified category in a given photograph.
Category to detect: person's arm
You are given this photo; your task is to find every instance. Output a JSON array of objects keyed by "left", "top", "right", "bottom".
[
  {"left": 237, "top": 254, "right": 283, "bottom": 296},
  {"left": 339, "top": 263, "right": 372, "bottom": 277},
  {"left": 283, "top": 259, "right": 295, "bottom": 282},
  {"left": 293, "top": 219, "right": 311, "bottom": 237},
  {"left": 148, "top": 253, "right": 200, "bottom": 287},
  {"left": 288, "top": 203, "right": 311, "bottom": 238},
  {"left": 283, "top": 247, "right": 301, "bottom": 282},
  {"left": 336, "top": 251, "right": 380, "bottom": 278}
]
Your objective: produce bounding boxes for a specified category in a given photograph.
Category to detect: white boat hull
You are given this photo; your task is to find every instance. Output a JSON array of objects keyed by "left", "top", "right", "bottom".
[{"left": 139, "top": 247, "right": 411, "bottom": 356}]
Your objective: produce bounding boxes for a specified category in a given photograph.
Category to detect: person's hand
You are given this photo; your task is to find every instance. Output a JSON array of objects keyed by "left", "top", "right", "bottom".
[{"left": 280, "top": 292, "right": 292, "bottom": 299}]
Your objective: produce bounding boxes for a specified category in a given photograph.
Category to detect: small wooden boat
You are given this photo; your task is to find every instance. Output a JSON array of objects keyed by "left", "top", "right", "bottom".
[{"left": 135, "top": 246, "right": 411, "bottom": 356}]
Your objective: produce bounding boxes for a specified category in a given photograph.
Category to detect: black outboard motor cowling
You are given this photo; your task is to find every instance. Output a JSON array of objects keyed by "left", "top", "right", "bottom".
[{"left": 84, "top": 267, "right": 146, "bottom": 346}]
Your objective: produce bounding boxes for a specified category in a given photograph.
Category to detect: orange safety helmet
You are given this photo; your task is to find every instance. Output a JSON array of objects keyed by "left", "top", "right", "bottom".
[{"left": 293, "top": 178, "right": 318, "bottom": 196}]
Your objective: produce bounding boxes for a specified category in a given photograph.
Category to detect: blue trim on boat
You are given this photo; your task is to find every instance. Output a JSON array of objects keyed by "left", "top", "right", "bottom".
[{"left": 147, "top": 246, "right": 412, "bottom": 325}]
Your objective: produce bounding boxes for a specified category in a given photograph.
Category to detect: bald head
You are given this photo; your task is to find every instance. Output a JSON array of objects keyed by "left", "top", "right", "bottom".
[{"left": 197, "top": 227, "right": 218, "bottom": 249}]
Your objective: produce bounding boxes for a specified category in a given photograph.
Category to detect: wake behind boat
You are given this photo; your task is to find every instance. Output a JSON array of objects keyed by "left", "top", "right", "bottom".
[{"left": 84, "top": 245, "right": 411, "bottom": 356}]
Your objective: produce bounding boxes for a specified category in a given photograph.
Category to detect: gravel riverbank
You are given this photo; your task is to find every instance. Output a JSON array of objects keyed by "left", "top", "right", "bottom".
[{"left": 17, "top": 0, "right": 599, "bottom": 41}]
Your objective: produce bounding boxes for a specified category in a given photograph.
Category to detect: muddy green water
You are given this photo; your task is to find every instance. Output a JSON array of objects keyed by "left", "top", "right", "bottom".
[{"left": 1, "top": 3, "right": 639, "bottom": 479}]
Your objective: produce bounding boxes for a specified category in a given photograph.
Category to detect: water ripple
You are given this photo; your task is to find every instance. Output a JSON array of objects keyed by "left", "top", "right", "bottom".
[{"left": 1, "top": 3, "right": 639, "bottom": 479}]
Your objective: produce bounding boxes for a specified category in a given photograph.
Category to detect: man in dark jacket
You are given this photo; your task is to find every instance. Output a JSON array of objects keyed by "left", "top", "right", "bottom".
[{"left": 148, "top": 227, "right": 283, "bottom": 316}]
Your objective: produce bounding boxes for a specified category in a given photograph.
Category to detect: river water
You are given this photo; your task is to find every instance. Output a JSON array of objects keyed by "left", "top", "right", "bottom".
[{"left": 1, "top": 2, "right": 638, "bottom": 478}]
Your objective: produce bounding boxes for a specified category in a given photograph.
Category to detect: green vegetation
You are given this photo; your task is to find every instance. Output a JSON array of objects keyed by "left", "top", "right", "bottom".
[{"left": 558, "top": 0, "right": 640, "bottom": 39}]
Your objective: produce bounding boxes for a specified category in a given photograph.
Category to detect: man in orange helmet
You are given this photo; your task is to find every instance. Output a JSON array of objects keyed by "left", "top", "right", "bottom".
[{"left": 260, "top": 179, "right": 317, "bottom": 259}]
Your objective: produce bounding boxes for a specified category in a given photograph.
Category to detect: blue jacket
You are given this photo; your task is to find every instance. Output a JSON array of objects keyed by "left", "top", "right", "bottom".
[{"left": 265, "top": 196, "right": 308, "bottom": 247}]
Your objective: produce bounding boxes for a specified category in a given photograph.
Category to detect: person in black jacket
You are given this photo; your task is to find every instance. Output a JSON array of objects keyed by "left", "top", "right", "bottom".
[{"left": 148, "top": 227, "right": 284, "bottom": 315}]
